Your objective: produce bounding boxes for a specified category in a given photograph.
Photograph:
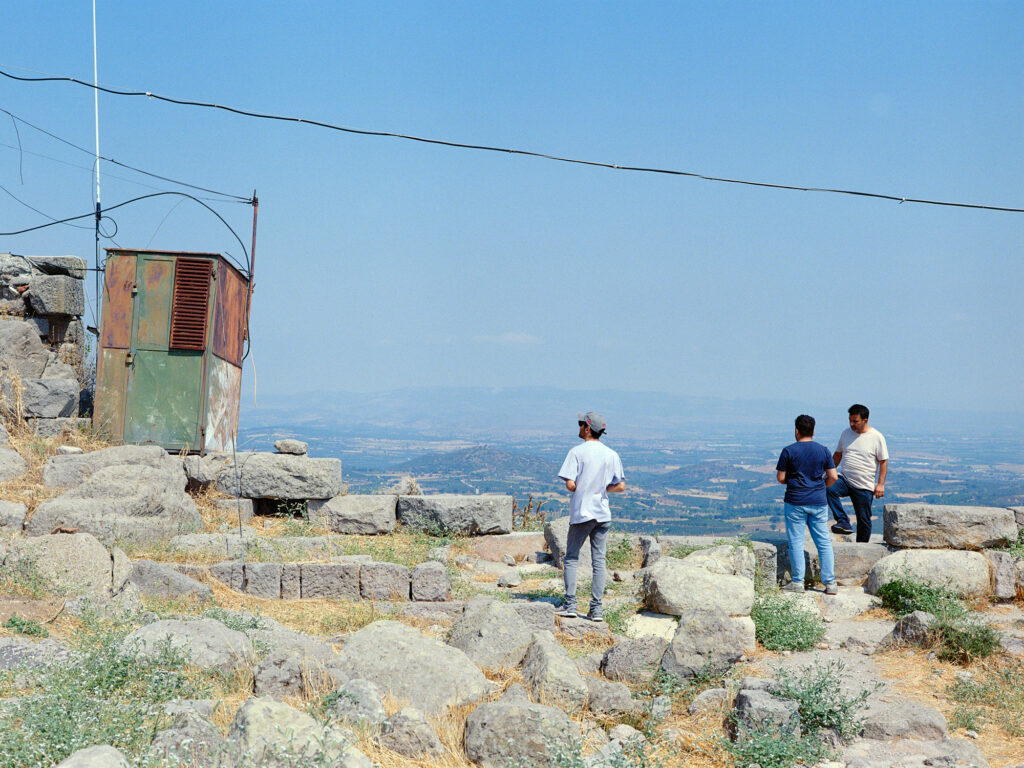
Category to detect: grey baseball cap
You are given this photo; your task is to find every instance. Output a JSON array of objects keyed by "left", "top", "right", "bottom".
[{"left": 577, "top": 411, "right": 607, "bottom": 432}]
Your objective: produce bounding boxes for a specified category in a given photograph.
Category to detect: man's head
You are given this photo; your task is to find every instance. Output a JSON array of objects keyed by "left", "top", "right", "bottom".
[
  {"left": 848, "top": 403, "right": 870, "bottom": 433},
  {"left": 577, "top": 411, "right": 606, "bottom": 440},
  {"left": 795, "top": 414, "right": 815, "bottom": 438}
]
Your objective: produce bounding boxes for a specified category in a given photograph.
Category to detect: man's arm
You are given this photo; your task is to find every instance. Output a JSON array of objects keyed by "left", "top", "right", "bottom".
[
  {"left": 874, "top": 459, "right": 887, "bottom": 498},
  {"left": 832, "top": 450, "right": 842, "bottom": 467},
  {"left": 776, "top": 470, "right": 787, "bottom": 484},
  {"left": 606, "top": 481, "right": 626, "bottom": 493},
  {"left": 825, "top": 468, "right": 838, "bottom": 487},
  {"left": 564, "top": 479, "right": 576, "bottom": 492}
]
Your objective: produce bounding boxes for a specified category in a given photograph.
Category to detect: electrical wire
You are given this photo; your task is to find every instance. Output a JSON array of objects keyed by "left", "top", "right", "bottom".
[
  {"left": 2, "top": 67, "right": 1022, "bottom": 214},
  {"left": 0, "top": 107, "right": 251, "bottom": 202},
  {"left": 0, "top": 180, "right": 93, "bottom": 230},
  {"left": 0, "top": 190, "right": 251, "bottom": 275}
]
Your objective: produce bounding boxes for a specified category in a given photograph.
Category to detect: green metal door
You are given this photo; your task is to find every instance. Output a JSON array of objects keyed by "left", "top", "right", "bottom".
[{"left": 123, "top": 255, "right": 206, "bottom": 450}]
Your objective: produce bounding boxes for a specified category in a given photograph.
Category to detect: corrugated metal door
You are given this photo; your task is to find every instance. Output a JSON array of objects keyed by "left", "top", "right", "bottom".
[{"left": 123, "top": 254, "right": 207, "bottom": 449}]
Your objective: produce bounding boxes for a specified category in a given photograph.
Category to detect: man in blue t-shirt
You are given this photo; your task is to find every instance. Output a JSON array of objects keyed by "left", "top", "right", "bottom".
[{"left": 776, "top": 414, "right": 839, "bottom": 594}]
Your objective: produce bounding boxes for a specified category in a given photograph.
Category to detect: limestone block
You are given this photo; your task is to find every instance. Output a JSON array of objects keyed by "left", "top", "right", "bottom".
[
  {"left": 0, "top": 318, "right": 50, "bottom": 378},
  {"left": 246, "top": 562, "right": 282, "bottom": 599},
  {"left": 447, "top": 597, "right": 533, "bottom": 670},
  {"left": 0, "top": 448, "right": 28, "bottom": 483},
  {"left": 321, "top": 494, "right": 396, "bottom": 535},
  {"left": 214, "top": 497, "right": 253, "bottom": 523},
  {"left": 359, "top": 562, "right": 410, "bottom": 601},
  {"left": 0, "top": 500, "right": 27, "bottom": 530},
  {"left": 129, "top": 559, "right": 213, "bottom": 601},
  {"left": 511, "top": 600, "right": 555, "bottom": 632},
  {"left": 300, "top": 562, "right": 360, "bottom": 600},
  {"left": 216, "top": 452, "right": 342, "bottom": 500},
  {"left": 521, "top": 630, "right": 589, "bottom": 714},
  {"left": 661, "top": 607, "right": 748, "bottom": 678},
  {"left": 281, "top": 563, "right": 301, "bottom": 599},
  {"left": 867, "top": 550, "right": 991, "bottom": 597},
  {"left": 884, "top": 503, "right": 1017, "bottom": 550},
  {"left": 31, "top": 417, "right": 90, "bottom": 439},
  {"left": 397, "top": 494, "right": 512, "bottom": 535},
  {"left": 1, "top": 532, "right": 113, "bottom": 598},
  {"left": 18, "top": 377, "right": 78, "bottom": 418},
  {"left": 410, "top": 560, "right": 449, "bottom": 601},
  {"left": 274, "top": 439, "right": 307, "bottom": 455},
  {"left": 471, "top": 531, "right": 547, "bottom": 562},
  {"left": 27, "top": 274, "right": 84, "bottom": 315},
  {"left": 43, "top": 444, "right": 181, "bottom": 488},
  {"left": 641, "top": 556, "right": 754, "bottom": 617},
  {"left": 26, "top": 255, "right": 87, "bottom": 279},
  {"left": 983, "top": 549, "right": 1018, "bottom": 601}
]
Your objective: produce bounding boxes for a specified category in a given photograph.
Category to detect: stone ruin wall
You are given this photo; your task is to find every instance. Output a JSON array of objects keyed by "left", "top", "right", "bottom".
[{"left": 0, "top": 253, "right": 90, "bottom": 437}]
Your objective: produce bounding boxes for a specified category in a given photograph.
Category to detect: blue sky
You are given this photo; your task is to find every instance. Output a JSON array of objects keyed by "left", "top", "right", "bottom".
[{"left": 2, "top": 2, "right": 1022, "bottom": 416}]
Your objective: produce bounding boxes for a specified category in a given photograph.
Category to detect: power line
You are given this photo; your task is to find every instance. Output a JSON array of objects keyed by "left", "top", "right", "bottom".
[
  {"left": 2, "top": 66, "right": 1022, "bottom": 215},
  {"left": 0, "top": 106, "right": 251, "bottom": 202},
  {"left": 0, "top": 190, "right": 251, "bottom": 275},
  {"left": 0, "top": 180, "right": 93, "bottom": 230}
]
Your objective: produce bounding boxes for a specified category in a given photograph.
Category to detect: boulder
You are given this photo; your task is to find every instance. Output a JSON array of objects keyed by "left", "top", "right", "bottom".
[
  {"left": 884, "top": 503, "right": 1017, "bottom": 550},
  {"left": 330, "top": 621, "right": 495, "bottom": 715},
  {"left": 447, "top": 596, "right": 533, "bottom": 670},
  {"left": 377, "top": 706, "right": 444, "bottom": 757},
  {"left": 860, "top": 699, "right": 948, "bottom": 740},
  {"left": 329, "top": 679, "right": 387, "bottom": 728},
  {"left": 887, "top": 610, "right": 937, "bottom": 646},
  {"left": 397, "top": 494, "right": 513, "bottom": 535},
  {"left": 300, "top": 562, "right": 361, "bottom": 600},
  {"left": 681, "top": 544, "right": 756, "bottom": 580},
  {"left": 584, "top": 676, "right": 635, "bottom": 715},
  {"left": 511, "top": 601, "right": 556, "bottom": 632},
  {"left": 254, "top": 642, "right": 346, "bottom": 699},
  {"left": 181, "top": 453, "right": 230, "bottom": 490},
  {"left": 544, "top": 516, "right": 593, "bottom": 570},
  {"left": 0, "top": 319, "right": 50, "bottom": 379},
  {"left": 842, "top": 737, "right": 990, "bottom": 768},
  {"left": 122, "top": 618, "right": 254, "bottom": 674},
  {"left": 27, "top": 274, "right": 84, "bottom": 315},
  {"left": 216, "top": 452, "right": 342, "bottom": 500},
  {"left": 688, "top": 687, "right": 730, "bottom": 714},
  {"left": 227, "top": 697, "right": 370, "bottom": 768},
  {"left": 168, "top": 531, "right": 257, "bottom": 559},
  {"left": 1, "top": 532, "right": 114, "bottom": 598},
  {"left": 319, "top": 494, "right": 396, "bottom": 534},
  {"left": 0, "top": 500, "right": 26, "bottom": 530},
  {"left": 867, "top": 550, "right": 991, "bottom": 597},
  {"left": 602, "top": 635, "right": 669, "bottom": 684},
  {"left": 661, "top": 607, "right": 748, "bottom": 678},
  {"left": 463, "top": 683, "right": 577, "bottom": 768},
  {"left": 42, "top": 444, "right": 179, "bottom": 488},
  {"left": 521, "top": 630, "right": 589, "bottom": 714},
  {"left": 25, "top": 255, "right": 87, "bottom": 279},
  {"left": 556, "top": 614, "right": 613, "bottom": 639},
  {"left": 639, "top": 535, "right": 661, "bottom": 567},
  {"left": 0, "top": 636, "right": 75, "bottom": 670},
  {"left": 622, "top": 611, "right": 677, "bottom": 642},
  {"left": 150, "top": 711, "right": 226, "bottom": 766},
  {"left": 53, "top": 745, "right": 133, "bottom": 768},
  {"left": 128, "top": 559, "right": 212, "bottom": 601},
  {"left": 28, "top": 464, "right": 202, "bottom": 546},
  {"left": 641, "top": 556, "right": 754, "bottom": 617},
  {"left": 32, "top": 417, "right": 89, "bottom": 439},
  {"left": 360, "top": 562, "right": 410, "bottom": 600},
  {"left": 274, "top": 439, "right": 308, "bottom": 455},
  {"left": 983, "top": 549, "right": 1018, "bottom": 601},
  {"left": 496, "top": 569, "right": 521, "bottom": 588},
  {"left": 16, "top": 378, "right": 78, "bottom": 418},
  {"left": 411, "top": 560, "right": 450, "bottom": 601},
  {"left": 0, "top": 447, "right": 28, "bottom": 483},
  {"left": 732, "top": 688, "right": 801, "bottom": 739}
]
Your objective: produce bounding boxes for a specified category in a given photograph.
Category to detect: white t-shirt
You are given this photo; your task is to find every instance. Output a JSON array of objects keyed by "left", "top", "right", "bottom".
[
  {"left": 835, "top": 427, "right": 889, "bottom": 491},
  {"left": 558, "top": 440, "right": 625, "bottom": 524}
]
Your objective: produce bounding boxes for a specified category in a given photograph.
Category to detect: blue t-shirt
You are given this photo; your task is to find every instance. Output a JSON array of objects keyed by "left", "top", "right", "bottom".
[{"left": 776, "top": 440, "right": 835, "bottom": 506}]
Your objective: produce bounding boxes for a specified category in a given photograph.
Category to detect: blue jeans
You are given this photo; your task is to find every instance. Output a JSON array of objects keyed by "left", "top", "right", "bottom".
[
  {"left": 784, "top": 503, "right": 836, "bottom": 586},
  {"left": 827, "top": 474, "right": 875, "bottom": 542},
  {"left": 563, "top": 520, "right": 610, "bottom": 613}
]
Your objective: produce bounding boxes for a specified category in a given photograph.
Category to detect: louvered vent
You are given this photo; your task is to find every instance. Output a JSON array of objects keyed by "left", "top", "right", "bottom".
[{"left": 169, "top": 258, "right": 212, "bottom": 350}]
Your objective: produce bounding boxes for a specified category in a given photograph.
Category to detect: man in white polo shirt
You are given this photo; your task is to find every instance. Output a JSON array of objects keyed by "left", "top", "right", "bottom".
[
  {"left": 828, "top": 403, "right": 889, "bottom": 542},
  {"left": 556, "top": 411, "right": 626, "bottom": 622}
]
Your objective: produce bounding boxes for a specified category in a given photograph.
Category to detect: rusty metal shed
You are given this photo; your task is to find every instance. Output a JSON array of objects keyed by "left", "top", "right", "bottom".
[{"left": 94, "top": 249, "right": 249, "bottom": 453}]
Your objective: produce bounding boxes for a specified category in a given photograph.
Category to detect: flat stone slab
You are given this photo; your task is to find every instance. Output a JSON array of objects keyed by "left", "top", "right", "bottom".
[
  {"left": 216, "top": 452, "right": 342, "bottom": 500},
  {"left": 316, "top": 494, "right": 396, "bottom": 535},
  {"left": 471, "top": 532, "right": 547, "bottom": 562},
  {"left": 867, "top": 549, "right": 991, "bottom": 597},
  {"left": 884, "top": 503, "right": 1018, "bottom": 549},
  {"left": 397, "top": 494, "right": 512, "bottom": 535},
  {"left": 42, "top": 444, "right": 180, "bottom": 489}
]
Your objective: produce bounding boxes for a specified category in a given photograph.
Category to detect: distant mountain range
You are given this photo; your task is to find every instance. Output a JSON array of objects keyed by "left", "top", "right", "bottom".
[{"left": 398, "top": 445, "right": 558, "bottom": 479}]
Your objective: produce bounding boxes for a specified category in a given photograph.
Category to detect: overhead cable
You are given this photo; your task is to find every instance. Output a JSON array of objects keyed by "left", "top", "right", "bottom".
[
  {"left": 1, "top": 67, "right": 1022, "bottom": 214},
  {"left": 0, "top": 106, "right": 251, "bottom": 202}
]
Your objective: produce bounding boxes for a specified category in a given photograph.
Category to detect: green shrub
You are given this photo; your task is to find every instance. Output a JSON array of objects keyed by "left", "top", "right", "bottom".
[
  {"left": 2, "top": 616, "right": 48, "bottom": 637},
  {"left": 723, "top": 722, "right": 828, "bottom": 768},
  {"left": 773, "top": 659, "right": 880, "bottom": 740},
  {"left": 933, "top": 618, "right": 1001, "bottom": 664},
  {"left": 874, "top": 575, "right": 965, "bottom": 619},
  {"left": 0, "top": 619, "right": 209, "bottom": 768},
  {"left": 751, "top": 591, "right": 826, "bottom": 651},
  {"left": 606, "top": 535, "right": 637, "bottom": 569}
]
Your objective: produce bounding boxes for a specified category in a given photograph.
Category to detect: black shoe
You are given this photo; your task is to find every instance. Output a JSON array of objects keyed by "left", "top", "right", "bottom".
[
  {"left": 831, "top": 524, "right": 853, "bottom": 535},
  {"left": 555, "top": 603, "right": 578, "bottom": 618}
]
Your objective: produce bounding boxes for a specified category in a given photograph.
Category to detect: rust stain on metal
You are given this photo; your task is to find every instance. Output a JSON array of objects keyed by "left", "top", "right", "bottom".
[
  {"left": 93, "top": 347, "right": 128, "bottom": 442},
  {"left": 204, "top": 356, "right": 241, "bottom": 452},
  {"left": 100, "top": 254, "right": 135, "bottom": 349},
  {"left": 135, "top": 259, "right": 173, "bottom": 348},
  {"left": 212, "top": 260, "right": 247, "bottom": 366}
]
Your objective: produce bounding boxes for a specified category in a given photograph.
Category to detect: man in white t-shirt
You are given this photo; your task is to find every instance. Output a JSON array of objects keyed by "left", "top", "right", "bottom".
[
  {"left": 828, "top": 403, "right": 889, "bottom": 542},
  {"left": 556, "top": 411, "right": 626, "bottom": 622}
]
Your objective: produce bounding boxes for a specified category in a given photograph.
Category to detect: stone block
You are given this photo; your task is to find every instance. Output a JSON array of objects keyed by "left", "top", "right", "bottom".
[
  {"left": 397, "top": 494, "right": 513, "bottom": 536},
  {"left": 410, "top": 560, "right": 449, "bottom": 602},
  {"left": 884, "top": 503, "right": 1017, "bottom": 550},
  {"left": 0, "top": 319, "right": 49, "bottom": 379},
  {"left": 320, "top": 494, "right": 396, "bottom": 535},
  {"left": 27, "top": 274, "right": 84, "bottom": 316},
  {"left": 1010, "top": 506, "right": 1024, "bottom": 529},
  {"left": 511, "top": 600, "right": 556, "bottom": 632},
  {"left": 281, "top": 563, "right": 301, "bottom": 599},
  {"left": 274, "top": 439, "right": 307, "bottom": 455},
  {"left": 31, "top": 417, "right": 89, "bottom": 439},
  {"left": 18, "top": 377, "right": 78, "bottom": 418},
  {"left": 983, "top": 549, "right": 1018, "bottom": 601},
  {"left": 360, "top": 562, "right": 410, "bottom": 601},
  {"left": 641, "top": 556, "right": 754, "bottom": 617},
  {"left": 471, "top": 532, "right": 547, "bottom": 562},
  {"left": 26, "top": 255, "right": 87, "bottom": 279},
  {"left": 216, "top": 453, "right": 342, "bottom": 500},
  {"left": 214, "top": 497, "right": 253, "bottom": 523},
  {"left": 245, "top": 562, "right": 282, "bottom": 599},
  {"left": 210, "top": 561, "right": 245, "bottom": 591},
  {"left": 300, "top": 562, "right": 360, "bottom": 600},
  {"left": 867, "top": 550, "right": 991, "bottom": 597}
]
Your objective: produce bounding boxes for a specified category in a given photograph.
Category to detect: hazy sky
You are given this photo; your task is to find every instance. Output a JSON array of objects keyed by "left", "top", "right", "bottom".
[{"left": 2, "top": 2, "right": 1022, "bottom": 414}]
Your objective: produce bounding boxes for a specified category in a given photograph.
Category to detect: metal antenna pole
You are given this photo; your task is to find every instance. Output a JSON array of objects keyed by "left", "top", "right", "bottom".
[{"left": 92, "top": 0, "right": 102, "bottom": 323}]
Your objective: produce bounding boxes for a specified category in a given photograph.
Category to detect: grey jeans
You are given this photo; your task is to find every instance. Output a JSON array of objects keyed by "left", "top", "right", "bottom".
[{"left": 563, "top": 520, "right": 610, "bottom": 612}]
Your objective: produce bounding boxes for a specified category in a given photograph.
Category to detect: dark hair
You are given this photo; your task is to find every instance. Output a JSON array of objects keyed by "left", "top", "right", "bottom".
[
  {"left": 794, "top": 414, "right": 815, "bottom": 437},
  {"left": 579, "top": 420, "right": 604, "bottom": 439},
  {"left": 848, "top": 403, "right": 870, "bottom": 420}
]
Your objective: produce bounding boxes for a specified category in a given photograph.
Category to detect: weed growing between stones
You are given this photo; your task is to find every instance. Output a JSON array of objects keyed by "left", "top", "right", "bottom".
[
  {"left": 0, "top": 615, "right": 209, "bottom": 768},
  {"left": 772, "top": 659, "right": 881, "bottom": 741},
  {"left": 1, "top": 615, "right": 48, "bottom": 637},
  {"left": 0, "top": 553, "right": 51, "bottom": 599},
  {"left": 750, "top": 591, "right": 825, "bottom": 651},
  {"left": 946, "top": 658, "right": 1024, "bottom": 738},
  {"left": 511, "top": 494, "right": 548, "bottom": 532},
  {"left": 603, "top": 600, "right": 640, "bottom": 636},
  {"left": 643, "top": 665, "right": 727, "bottom": 708},
  {"left": 933, "top": 618, "right": 1001, "bottom": 664},
  {"left": 722, "top": 721, "right": 828, "bottom": 768},
  {"left": 605, "top": 534, "right": 641, "bottom": 570},
  {"left": 875, "top": 575, "right": 965, "bottom": 618}
]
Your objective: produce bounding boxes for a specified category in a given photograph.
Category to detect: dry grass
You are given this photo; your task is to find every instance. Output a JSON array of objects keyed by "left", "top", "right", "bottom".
[{"left": 873, "top": 648, "right": 1024, "bottom": 768}]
